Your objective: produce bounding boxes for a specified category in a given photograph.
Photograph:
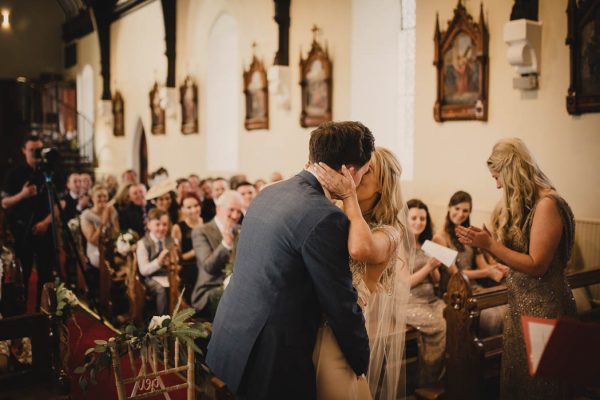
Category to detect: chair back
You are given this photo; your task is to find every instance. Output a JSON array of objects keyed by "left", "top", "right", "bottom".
[{"left": 110, "top": 337, "right": 195, "bottom": 400}]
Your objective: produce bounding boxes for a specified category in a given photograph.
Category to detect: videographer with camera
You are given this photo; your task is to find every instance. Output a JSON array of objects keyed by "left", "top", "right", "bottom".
[{"left": 1, "top": 135, "right": 57, "bottom": 309}]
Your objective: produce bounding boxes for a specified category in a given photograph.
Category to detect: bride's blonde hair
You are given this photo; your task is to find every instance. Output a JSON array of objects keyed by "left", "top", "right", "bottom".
[
  {"left": 486, "top": 138, "right": 554, "bottom": 244},
  {"left": 367, "top": 147, "right": 405, "bottom": 233}
]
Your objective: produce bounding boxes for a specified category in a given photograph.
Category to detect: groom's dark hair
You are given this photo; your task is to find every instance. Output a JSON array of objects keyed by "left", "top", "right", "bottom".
[{"left": 308, "top": 121, "right": 375, "bottom": 171}]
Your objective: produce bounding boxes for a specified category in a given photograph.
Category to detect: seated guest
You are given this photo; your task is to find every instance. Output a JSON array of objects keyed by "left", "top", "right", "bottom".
[
  {"left": 199, "top": 179, "right": 216, "bottom": 223},
  {"left": 103, "top": 174, "right": 119, "bottom": 199},
  {"left": 236, "top": 181, "right": 256, "bottom": 214},
  {"left": 188, "top": 174, "right": 202, "bottom": 199},
  {"left": 60, "top": 172, "right": 84, "bottom": 222},
  {"left": 136, "top": 208, "right": 174, "bottom": 315},
  {"left": 172, "top": 193, "right": 203, "bottom": 303},
  {"left": 121, "top": 169, "right": 138, "bottom": 185},
  {"left": 80, "top": 184, "right": 119, "bottom": 294},
  {"left": 405, "top": 199, "right": 446, "bottom": 387},
  {"left": 270, "top": 171, "right": 283, "bottom": 183},
  {"left": 176, "top": 178, "right": 192, "bottom": 206},
  {"left": 254, "top": 179, "right": 266, "bottom": 191},
  {"left": 211, "top": 177, "right": 228, "bottom": 200},
  {"left": 433, "top": 190, "right": 507, "bottom": 335},
  {"left": 80, "top": 172, "right": 94, "bottom": 194},
  {"left": 146, "top": 179, "right": 178, "bottom": 224},
  {"left": 118, "top": 183, "right": 147, "bottom": 237},
  {"left": 191, "top": 190, "right": 243, "bottom": 320},
  {"left": 228, "top": 174, "right": 247, "bottom": 190}
]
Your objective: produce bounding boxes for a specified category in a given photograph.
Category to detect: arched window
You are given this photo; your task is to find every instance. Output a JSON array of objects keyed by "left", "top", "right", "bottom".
[
  {"left": 206, "top": 13, "right": 240, "bottom": 172},
  {"left": 76, "top": 64, "right": 95, "bottom": 163},
  {"left": 350, "top": 0, "right": 415, "bottom": 180}
]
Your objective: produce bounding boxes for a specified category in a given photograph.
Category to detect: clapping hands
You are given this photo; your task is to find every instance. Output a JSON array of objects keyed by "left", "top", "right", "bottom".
[
  {"left": 313, "top": 162, "right": 356, "bottom": 200},
  {"left": 455, "top": 224, "right": 494, "bottom": 250}
]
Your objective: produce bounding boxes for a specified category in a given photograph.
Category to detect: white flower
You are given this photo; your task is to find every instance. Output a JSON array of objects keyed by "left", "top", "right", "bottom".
[
  {"left": 148, "top": 315, "right": 171, "bottom": 331},
  {"left": 223, "top": 275, "right": 232, "bottom": 289},
  {"left": 116, "top": 239, "right": 131, "bottom": 256},
  {"left": 124, "top": 233, "right": 133, "bottom": 242},
  {"left": 68, "top": 218, "right": 80, "bottom": 231},
  {"left": 64, "top": 289, "right": 79, "bottom": 306}
]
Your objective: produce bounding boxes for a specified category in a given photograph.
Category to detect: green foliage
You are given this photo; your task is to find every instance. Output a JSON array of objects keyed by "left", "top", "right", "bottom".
[{"left": 74, "top": 293, "right": 211, "bottom": 392}]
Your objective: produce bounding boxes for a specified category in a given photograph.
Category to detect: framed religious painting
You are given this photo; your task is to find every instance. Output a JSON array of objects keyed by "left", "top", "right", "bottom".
[
  {"left": 243, "top": 47, "right": 269, "bottom": 130},
  {"left": 180, "top": 76, "right": 198, "bottom": 134},
  {"left": 566, "top": 0, "right": 600, "bottom": 115},
  {"left": 299, "top": 26, "right": 332, "bottom": 128},
  {"left": 433, "top": 1, "right": 489, "bottom": 122},
  {"left": 112, "top": 90, "right": 125, "bottom": 136},
  {"left": 149, "top": 82, "right": 165, "bottom": 134}
]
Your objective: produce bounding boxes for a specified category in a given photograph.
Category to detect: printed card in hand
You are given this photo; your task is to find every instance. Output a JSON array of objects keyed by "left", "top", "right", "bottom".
[{"left": 422, "top": 240, "right": 458, "bottom": 267}]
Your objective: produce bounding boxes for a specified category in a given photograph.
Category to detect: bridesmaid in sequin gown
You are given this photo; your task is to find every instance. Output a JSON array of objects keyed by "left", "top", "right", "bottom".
[
  {"left": 457, "top": 138, "right": 576, "bottom": 400},
  {"left": 405, "top": 199, "right": 446, "bottom": 387}
]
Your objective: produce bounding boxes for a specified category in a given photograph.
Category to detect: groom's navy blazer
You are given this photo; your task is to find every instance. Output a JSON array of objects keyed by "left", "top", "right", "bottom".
[{"left": 206, "top": 170, "right": 370, "bottom": 399}]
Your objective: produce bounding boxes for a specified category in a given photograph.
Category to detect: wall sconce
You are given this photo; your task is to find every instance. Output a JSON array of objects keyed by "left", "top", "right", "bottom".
[
  {"left": 503, "top": 19, "right": 542, "bottom": 90},
  {"left": 1, "top": 9, "right": 10, "bottom": 30}
]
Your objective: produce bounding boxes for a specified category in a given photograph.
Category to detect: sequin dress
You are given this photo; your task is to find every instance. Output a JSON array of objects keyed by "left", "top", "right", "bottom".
[
  {"left": 501, "top": 195, "right": 576, "bottom": 400},
  {"left": 406, "top": 248, "right": 446, "bottom": 386}
]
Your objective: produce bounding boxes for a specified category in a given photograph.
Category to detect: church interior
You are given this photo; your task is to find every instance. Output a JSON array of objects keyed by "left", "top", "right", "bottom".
[{"left": 0, "top": 0, "right": 599, "bottom": 399}]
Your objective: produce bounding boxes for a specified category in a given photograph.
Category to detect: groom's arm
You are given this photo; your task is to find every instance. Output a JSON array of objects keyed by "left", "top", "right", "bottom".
[{"left": 302, "top": 211, "right": 370, "bottom": 376}]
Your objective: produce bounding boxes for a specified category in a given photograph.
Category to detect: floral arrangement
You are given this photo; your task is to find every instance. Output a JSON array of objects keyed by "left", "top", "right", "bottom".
[
  {"left": 55, "top": 281, "right": 80, "bottom": 319},
  {"left": 75, "top": 296, "right": 210, "bottom": 391},
  {"left": 115, "top": 229, "right": 140, "bottom": 256}
]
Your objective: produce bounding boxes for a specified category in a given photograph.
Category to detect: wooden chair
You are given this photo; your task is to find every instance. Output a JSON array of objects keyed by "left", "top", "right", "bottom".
[{"left": 110, "top": 337, "right": 195, "bottom": 400}]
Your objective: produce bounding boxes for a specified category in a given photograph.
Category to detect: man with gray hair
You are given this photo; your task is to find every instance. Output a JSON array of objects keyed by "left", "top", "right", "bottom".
[{"left": 191, "top": 190, "right": 243, "bottom": 319}]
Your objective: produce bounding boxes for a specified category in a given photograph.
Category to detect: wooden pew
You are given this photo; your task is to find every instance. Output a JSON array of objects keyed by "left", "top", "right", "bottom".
[
  {"left": 444, "top": 268, "right": 600, "bottom": 400},
  {"left": 0, "top": 313, "right": 58, "bottom": 397}
]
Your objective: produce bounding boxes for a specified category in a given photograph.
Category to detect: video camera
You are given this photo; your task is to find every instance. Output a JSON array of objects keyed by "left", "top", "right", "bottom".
[{"left": 33, "top": 147, "right": 61, "bottom": 172}]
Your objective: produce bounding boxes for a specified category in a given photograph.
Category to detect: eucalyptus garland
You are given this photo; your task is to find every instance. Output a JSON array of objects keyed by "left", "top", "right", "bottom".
[{"left": 74, "top": 296, "right": 210, "bottom": 391}]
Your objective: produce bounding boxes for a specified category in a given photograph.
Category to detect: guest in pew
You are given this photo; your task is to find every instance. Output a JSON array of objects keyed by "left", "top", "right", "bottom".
[
  {"left": 136, "top": 208, "right": 174, "bottom": 316},
  {"left": 191, "top": 190, "right": 243, "bottom": 320},
  {"left": 211, "top": 177, "right": 228, "bottom": 201},
  {"left": 175, "top": 178, "right": 192, "bottom": 207},
  {"left": 236, "top": 181, "right": 257, "bottom": 215},
  {"left": 80, "top": 184, "right": 120, "bottom": 296},
  {"left": 199, "top": 179, "right": 216, "bottom": 223},
  {"left": 118, "top": 183, "right": 148, "bottom": 237},
  {"left": 59, "top": 172, "right": 84, "bottom": 223},
  {"left": 405, "top": 199, "right": 446, "bottom": 388},
  {"left": 146, "top": 180, "right": 178, "bottom": 224},
  {"left": 171, "top": 193, "right": 203, "bottom": 304},
  {"left": 433, "top": 190, "right": 507, "bottom": 335},
  {"left": 254, "top": 178, "right": 266, "bottom": 191},
  {"left": 456, "top": 138, "right": 576, "bottom": 400}
]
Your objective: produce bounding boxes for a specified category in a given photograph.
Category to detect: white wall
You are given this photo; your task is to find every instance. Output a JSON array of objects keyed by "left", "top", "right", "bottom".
[
  {"left": 0, "top": 0, "right": 63, "bottom": 78},
  {"left": 406, "top": 0, "right": 600, "bottom": 223},
  {"left": 68, "top": 0, "right": 600, "bottom": 223}
]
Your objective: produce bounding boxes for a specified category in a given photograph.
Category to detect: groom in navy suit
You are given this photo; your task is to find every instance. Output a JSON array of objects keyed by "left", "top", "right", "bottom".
[{"left": 206, "top": 121, "right": 375, "bottom": 399}]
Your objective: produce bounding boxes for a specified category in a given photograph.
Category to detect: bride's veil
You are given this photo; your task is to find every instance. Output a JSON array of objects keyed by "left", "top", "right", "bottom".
[{"left": 364, "top": 204, "right": 415, "bottom": 400}]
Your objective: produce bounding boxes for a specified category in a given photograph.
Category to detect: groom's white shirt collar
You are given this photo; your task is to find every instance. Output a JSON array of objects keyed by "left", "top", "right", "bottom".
[{"left": 305, "top": 166, "right": 333, "bottom": 201}]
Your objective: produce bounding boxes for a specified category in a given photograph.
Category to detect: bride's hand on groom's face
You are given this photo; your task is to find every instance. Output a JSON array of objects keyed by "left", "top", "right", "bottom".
[{"left": 314, "top": 162, "right": 356, "bottom": 200}]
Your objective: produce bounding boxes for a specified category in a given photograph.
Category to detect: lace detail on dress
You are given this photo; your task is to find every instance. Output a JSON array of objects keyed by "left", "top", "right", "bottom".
[{"left": 349, "top": 224, "right": 401, "bottom": 307}]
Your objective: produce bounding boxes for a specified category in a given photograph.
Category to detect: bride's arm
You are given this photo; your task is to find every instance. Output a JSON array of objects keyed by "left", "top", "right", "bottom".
[{"left": 314, "top": 163, "right": 392, "bottom": 265}]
